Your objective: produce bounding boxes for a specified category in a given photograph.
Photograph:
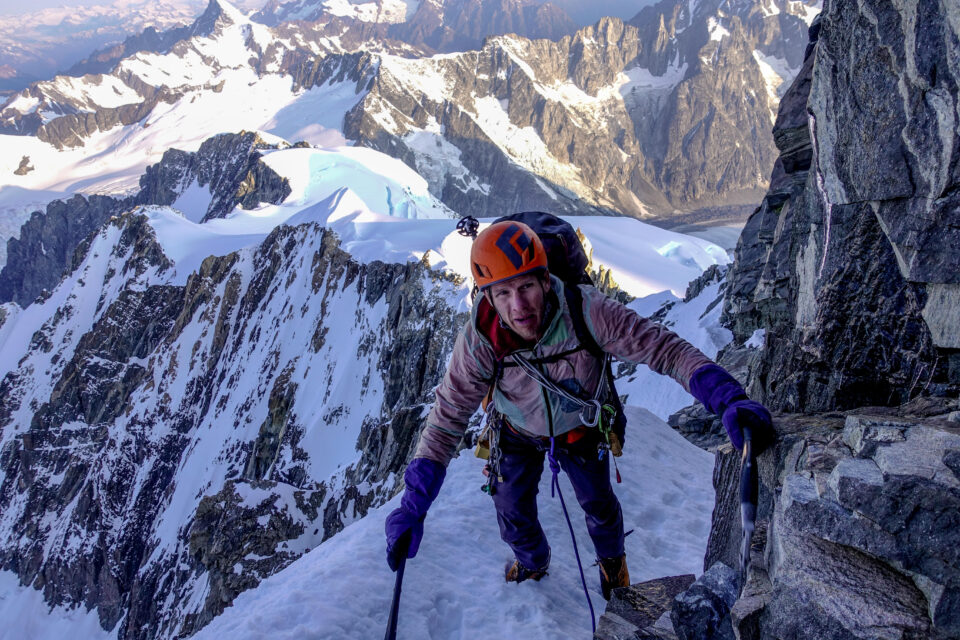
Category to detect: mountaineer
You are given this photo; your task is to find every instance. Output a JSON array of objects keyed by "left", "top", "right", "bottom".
[{"left": 384, "top": 215, "right": 772, "bottom": 600}]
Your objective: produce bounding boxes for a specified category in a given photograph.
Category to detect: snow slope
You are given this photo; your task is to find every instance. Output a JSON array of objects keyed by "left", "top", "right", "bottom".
[
  {"left": 192, "top": 406, "right": 715, "bottom": 640},
  {"left": 0, "top": 571, "right": 111, "bottom": 640}
]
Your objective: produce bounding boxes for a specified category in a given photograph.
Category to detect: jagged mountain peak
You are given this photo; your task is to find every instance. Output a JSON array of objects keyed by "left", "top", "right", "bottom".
[
  {"left": 190, "top": 0, "right": 251, "bottom": 35},
  {"left": 253, "top": 0, "right": 419, "bottom": 26}
]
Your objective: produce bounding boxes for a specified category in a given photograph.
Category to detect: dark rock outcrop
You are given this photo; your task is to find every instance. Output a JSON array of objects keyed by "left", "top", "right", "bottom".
[
  {"left": 13, "top": 155, "right": 33, "bottom": 175},
  {"left": 138, "top": 131, "right": 292, "bottom": 221},
  {"left": 722, "top": 3, "right": 960, "bottom": 412},
  {"left": 0, "top": 194, "right": 136, "bottom": 308},
  {"left": 596, "top": 574, "right": 695, "bottom": 640},
  {"left": 670, "top": 562, "right": 738, "bottom": 640},
  {"left": 699, "top": 401, "right": 960, "bottom": 640}
]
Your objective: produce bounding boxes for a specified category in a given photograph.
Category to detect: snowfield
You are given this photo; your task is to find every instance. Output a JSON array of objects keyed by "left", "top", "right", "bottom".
[{"left": 191, "top": 407, "right": 715, "bottom": 640}]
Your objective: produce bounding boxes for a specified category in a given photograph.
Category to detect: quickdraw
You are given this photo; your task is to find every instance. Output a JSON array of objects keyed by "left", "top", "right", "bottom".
[
  {"left": 594, "top": 403, "right": 623, "bottom": 483},
  {"left": 476, "top": 412, "right": 504, "bottom": 496}
]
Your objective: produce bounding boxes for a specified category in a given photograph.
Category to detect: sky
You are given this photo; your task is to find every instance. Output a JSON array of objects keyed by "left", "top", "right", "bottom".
[
  {"left": 0, "top": 0, "right": 656, "bottom": 23},
  {"left": 0, "top": 0, "right": 173, "bottom": 15}
]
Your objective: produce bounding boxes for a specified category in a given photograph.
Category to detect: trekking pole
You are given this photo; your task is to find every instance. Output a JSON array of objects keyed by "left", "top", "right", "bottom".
[{"left": 385, "top": 534, "right": 411, "bottom": 640}]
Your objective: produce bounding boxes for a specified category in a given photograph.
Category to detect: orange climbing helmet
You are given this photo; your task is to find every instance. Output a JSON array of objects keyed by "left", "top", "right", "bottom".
[{"left": 470, "top": 221, "right": 548, "bottom": 291}]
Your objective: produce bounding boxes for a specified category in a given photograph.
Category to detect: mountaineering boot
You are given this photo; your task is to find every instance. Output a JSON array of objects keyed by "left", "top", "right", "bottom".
[
  {"left": 505, "top": 559, "right": 548, "bottom": 583},
  {"left": 598, "top": 553, "right": 630, "bottom": 600}
]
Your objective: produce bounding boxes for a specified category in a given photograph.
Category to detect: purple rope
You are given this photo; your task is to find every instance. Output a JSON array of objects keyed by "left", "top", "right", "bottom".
[{"left": 548, "top": 437, "right": 596, "bottom": 634}]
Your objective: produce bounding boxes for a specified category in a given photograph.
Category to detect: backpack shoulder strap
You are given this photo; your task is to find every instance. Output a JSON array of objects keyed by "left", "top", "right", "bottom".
[
  {"left": 481, "top": 357, "right": 504, "bottom": 412},
  {"left": 564, "top": 282, "right": 627, "bottom": 442},
  {"left": 563, "top": 283, "right": 603, "bottom": 359}
]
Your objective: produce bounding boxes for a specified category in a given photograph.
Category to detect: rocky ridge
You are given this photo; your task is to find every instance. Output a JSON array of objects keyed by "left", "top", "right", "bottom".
[
  {"left": 62, "top": 1, "right": 229, "bottom": 79},
  {"left": 0, "top": 213, "right": 467, "bottom": 639},
  {"left": 346, "top": 0, "right": 818, "bottom": 220},
  {"left": 0, "top": 131, "right": 293, "bottom": 308},
  {"left": 597, "top": 3, "right": 960, "bottom": 639},
  {"left": 253, "top": 0, "right": 579, "bottom": 52}
]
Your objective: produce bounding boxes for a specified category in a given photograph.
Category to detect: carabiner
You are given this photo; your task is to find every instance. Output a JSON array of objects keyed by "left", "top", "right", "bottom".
[{"left": 579, "top": 399, "right": 603, "bottom": 427}]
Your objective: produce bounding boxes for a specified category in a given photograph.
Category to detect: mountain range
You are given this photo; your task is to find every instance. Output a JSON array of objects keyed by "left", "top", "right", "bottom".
[
  {"left": 5, "top": 1, "right": 956, "bottom": 639},
  {"left": 0, "top": 0, "right": 818, "bottom": 280}
]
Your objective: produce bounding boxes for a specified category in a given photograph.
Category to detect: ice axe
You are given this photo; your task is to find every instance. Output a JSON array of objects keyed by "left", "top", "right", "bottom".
[
  {"left": 385, "top": 532, "right": 411, "bottom": 640},
  {"left": 738, "top": 437, "right": 758, "bottom": 593}
]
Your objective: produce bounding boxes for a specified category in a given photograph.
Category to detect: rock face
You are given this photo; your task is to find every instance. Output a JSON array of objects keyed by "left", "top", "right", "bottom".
[
  {"left": 0, "top": 194, "right": 135, "bottom": 308},
  {"left": 138, "top": 131, "right": 293, "bottom": 222},
  {"left": 611, "top": 5, "right": 960, "bottom": 639},
  {"left": 670, "top": 562, "right": 738, "bottom": 640},
  {"left": 346, "top": 1, "right": 817, "bottom": 220},
  {"left": 722, "top": 2, "right": 960, "bottom": 412},
  {"left": 0, "top": 213, "right": 467, "bottom": 639},
  {"left": 695, "top": 401, "right": 960, "bottom": 640},
  {"left": 595, "top": 574, "right": 695, "bottom": 640},
  {"left": 627, "top": 0, "right": 813, "bottom": 214},
  {"left": 35, "top": 91, "right": 180, "bottom": 149},
  {"left": 0, "top": 131, "right": 292, "bottom": 307}
]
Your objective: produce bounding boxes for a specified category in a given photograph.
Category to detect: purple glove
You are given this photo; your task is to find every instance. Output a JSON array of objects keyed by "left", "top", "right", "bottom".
[
  {"left": 385, "top": 457, "right": 446, "bottom": 571},
  {"left": 689, "top": 364, "right": 773, "bottom": 452},
  {"left": 722, "top": 400, "right": 773, "bottom": 452}
]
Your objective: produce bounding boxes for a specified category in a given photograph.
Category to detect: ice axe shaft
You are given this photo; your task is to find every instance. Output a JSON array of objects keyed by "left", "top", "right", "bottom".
[
  {"left": 385, "top": 535, "right": 410, "bottom": 640},
  {"left": 739, "top": 440, "right": 758, "bottom": 591},
  {"left": 740, "top": 440, "right": 760, "bottom": 589}
]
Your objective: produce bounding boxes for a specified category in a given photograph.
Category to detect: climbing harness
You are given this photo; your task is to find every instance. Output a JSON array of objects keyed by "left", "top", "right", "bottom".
[
  {"left": 509, "top": 350, "right": 623, "bottom": 483},
  {"left": 476, "top": 413, "right": 504, "bottom": 496}
]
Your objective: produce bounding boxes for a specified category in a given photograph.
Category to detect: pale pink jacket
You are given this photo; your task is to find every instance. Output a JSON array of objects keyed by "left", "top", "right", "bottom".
[{"left": 414, "top": 277, "right": 713, "bottom": 465}]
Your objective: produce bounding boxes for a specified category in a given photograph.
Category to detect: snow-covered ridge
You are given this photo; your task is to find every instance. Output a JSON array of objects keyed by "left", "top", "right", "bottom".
[{"left": 262, "top": 0, "right": 419, "bottom": 24}]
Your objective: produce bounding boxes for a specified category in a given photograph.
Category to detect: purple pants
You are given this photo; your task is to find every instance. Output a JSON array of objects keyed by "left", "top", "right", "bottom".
[{"left": 491, "top": 425, "right": 625, "bottom": 571}]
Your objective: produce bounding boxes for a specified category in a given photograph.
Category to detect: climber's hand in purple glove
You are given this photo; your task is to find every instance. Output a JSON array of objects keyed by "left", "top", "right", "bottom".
[
  {"left": 689, "top": 364, "right": 774, "bottom": 454},
  {"left": 722, "top": 399, "right": 773, "bottom": 453},
  {"left": 385, "top": 457, "right": 446, "bottom": 571}
]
